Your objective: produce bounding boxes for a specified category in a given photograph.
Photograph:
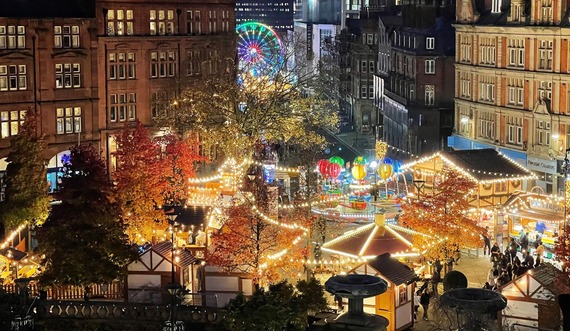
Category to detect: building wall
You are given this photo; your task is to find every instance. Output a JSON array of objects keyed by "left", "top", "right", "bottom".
[
  {"left": 0, "top": 0, "right": 236, "bottom": 168},
  {"left": 453, "top": 5, "right": 570, "bottom": 193}
]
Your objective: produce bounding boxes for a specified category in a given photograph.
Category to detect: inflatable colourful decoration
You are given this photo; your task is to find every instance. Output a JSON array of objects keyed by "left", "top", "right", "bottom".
[
  {"left": 378, "top": 163, "right": 394, "bottom": 180},
  {"left": 327, "top": 162, "right": 342, "bottom": 179},
  {"left": 351, "top": 164, "right": 367, "bottom": 180},
  {"left": 353, "top": 156, "right": 367, "bottom": 165},
  {"left": 318, "top": 159, "right": 330, "bottom": 178},
  {"left": 329, "top": 156, "right": 345, "bottom": 167}
]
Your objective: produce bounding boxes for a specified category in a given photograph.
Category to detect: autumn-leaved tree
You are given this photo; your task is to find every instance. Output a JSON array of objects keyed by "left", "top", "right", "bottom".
[
  {"left": 400, "top": 169, "right": 485, "bottom": 260},
  {"left": 556, "top": 225, "right": 570, "bottom": 275},
  {"left": 156, "top": 134, "right": 205, "bottom": 205},
  {"left": 0, "top": 111, "right": 50, "bottom": 230},
  {"left": 113, "top": 121, "right": 167, "bottom": 243},
  {"left": 207, "top": 168, "right": 308, "bottom": 286},
  {"left": 36, "top": 144, "right": 133, "bottom": 286},
  {"left": 154, "top": 32, "right": 338, "bottom": 159}
]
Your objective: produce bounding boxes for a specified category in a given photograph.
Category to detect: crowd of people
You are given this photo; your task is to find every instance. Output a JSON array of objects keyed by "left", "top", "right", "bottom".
[{"left": 482, "top": 229, "right": 545, "bottom": 291}]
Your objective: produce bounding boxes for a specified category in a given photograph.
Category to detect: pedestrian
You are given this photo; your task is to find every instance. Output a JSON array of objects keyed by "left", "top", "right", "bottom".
[
  {"left": 420, "top": 290, "right": 431, "bottom": 320},
  {"left": 483, "top": 227, "right": 491, "bottom": 256},
  {"left": 535, "top": 242, "right": 545, "bottom": 267},
  {"left": 414, "top": 290, "right": 421, "bottom": 322},
  {"left": 509, "top": 238, "right": 519, "bottom": 262},
  {"left": 431, "top": 270, "right": 441, "bottom": 297},
  {"left": 454, "top": 245, "right": 462, "bottom": 265},
  {"left": 487, "top": 268, "right": 496, "bottom": 287},
  {"left": 521, "top": 232, "right": 529, "bottom": 253},
  {"left": 447, "top": 257, "right": 454, "bottom": 272}
]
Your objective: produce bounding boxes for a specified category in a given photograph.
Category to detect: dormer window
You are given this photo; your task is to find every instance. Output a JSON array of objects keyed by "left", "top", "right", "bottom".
[{"left": 426, "top": 37, "right": 435, "bottom": 50}]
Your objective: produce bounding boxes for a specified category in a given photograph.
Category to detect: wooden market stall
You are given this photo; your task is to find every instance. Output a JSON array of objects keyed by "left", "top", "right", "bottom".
[
  {"left": 500, "top": 263, "right": 570, "bottom": 330},
  {"left": 400, "top": 149, "right": 535, "bottom": 209},
  {"left": 502, "top": 191, "right": 563, "bottom": 252},
  {"left": 348, "top": 253, "right": 417, "bottom": 331},
  {"left": 126, "top": 241, "right": 198, "bottom": 304}
]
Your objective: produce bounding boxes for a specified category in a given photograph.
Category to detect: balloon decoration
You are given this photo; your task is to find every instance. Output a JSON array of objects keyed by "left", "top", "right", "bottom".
[
  {"left": 375, "top": 140, "right": 388, "bottom": 161},
  {"left": 329, "top": 156, "right": 345, "bottom": 167},
  {"left": 327, "top": 163, "right": 342, "bottom": 179},
  {"left": 351, "top": 164, "right": 367, "bottom": 180},
  {"left": 378, "top": 163, "right": 394, "bottom": 180},
  {"left": 317, "top": 159, "right": 330, "bottom": 178},
  {"left": 353, "top": 156, "right": 367, "bottom": 165}
]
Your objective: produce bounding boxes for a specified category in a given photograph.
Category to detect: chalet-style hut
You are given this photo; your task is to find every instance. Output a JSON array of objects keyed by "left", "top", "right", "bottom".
[
  {"left": 349, "top": 253, "right": 417, "bottom": 331},
  {"left": 501, "top": 263, "right": 570, "bottom": 330}
]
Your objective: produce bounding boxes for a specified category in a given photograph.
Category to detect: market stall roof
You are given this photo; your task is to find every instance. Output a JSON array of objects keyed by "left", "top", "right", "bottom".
[
  {"left": 321, "top": 217, "right": 424, "bottom": 259},
  {"left": 0, "top": 247, "right": 27, "bottom": 261},
  {"left": 366, "top": 253, "right": 417, "bottom": 285},
  {"left": 164, "top": 205, "right": 211, "bottom": 228},
  {"left": 148, "top": 241, "right": 198, "bottom": 268},
  {"left": 502, "top": 191, "right": 564, "bottom": 223},
  {"left": 401, "top": 149, "right": 535, "bottom": 183}
]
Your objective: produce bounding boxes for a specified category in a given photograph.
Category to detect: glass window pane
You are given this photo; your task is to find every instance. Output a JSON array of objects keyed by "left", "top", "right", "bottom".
[
  {"left": 74, "top": 107, "right": 81, "bottom": 116},
  {"left": 57, "top": 118, "right": 64, "bottom": 134}
]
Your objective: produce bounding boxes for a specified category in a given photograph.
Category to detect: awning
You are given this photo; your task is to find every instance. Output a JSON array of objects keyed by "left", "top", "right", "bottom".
[{"left": 505, "top": 209, "right": 563, "bottom": 223}]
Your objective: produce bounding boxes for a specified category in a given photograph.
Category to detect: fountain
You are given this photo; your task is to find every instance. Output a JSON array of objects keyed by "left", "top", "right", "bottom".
[
  {"left": 440, "top": 288, "right": 507, "bottom": 330},
  {"left": 324, "top": 274, "right": 389, "bottom": 331}
]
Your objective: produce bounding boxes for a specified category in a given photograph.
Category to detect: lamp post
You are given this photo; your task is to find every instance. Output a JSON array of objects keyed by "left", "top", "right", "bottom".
[{"left": 165, "top": 213, "right": 182, "bottom": 331}]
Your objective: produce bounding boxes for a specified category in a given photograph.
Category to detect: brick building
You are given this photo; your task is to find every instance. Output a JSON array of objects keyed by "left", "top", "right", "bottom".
[
  {"left": 450, "top": 0, "right": 570, "bottom": 194},
  {"left": 0, "top": 0, "right": 235, "bottom": 193},
  {"left": 375, "top": 0, "right": 455, "bottom": 156}
]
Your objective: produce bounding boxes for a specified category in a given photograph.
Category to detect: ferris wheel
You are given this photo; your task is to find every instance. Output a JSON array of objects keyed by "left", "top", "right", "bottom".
[{"left": 236, "top": 22, "right": 284, "bottom": 77}]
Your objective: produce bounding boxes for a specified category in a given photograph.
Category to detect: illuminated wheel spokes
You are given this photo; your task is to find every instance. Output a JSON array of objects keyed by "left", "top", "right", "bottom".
[{"left": 236, "top": 22, "right": 283, "bottom": 77}]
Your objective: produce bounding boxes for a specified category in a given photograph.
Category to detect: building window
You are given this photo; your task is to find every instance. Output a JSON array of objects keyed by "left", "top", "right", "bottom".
[
  {"left": 361, "top": 60, "right": 367, "bottom": 73},
  {"left": 151, "top": 51, "right": 176, "bottom": 78},
  {"left": 0, "top": 26, "right": 25, "bottom": 49},
  {"left": 507, "top": 116, "right": 523, "bottom": 145},
  {"left": 478, "top": 112, "right": 495, "bottom": 139},
  {"left": 459, "top": 108, "right": 470, "bottom": 135},
  {"left": 151, "top": 91, "right": 175, "bottom": 118},
  {"left": 425, "top": 84, "right": 435, "bottom": 106},
  {"left": 109, "top": 52, "right": 136, "bottom": 80},
  {"left": 107, "top": 9, "right": 134, "bottom": 36},
  {"left": 460, "top": 72, "right": 471, "bottom": 98},
  {"left": 187, "top": 50, "right": 201, "bottom": 76},
  {"left": 425, "top": 59, "right": 435, "bottom": 74},
  {"left": 55, "top": 63, "right": 81, "bottom": 89},
  {"left": 538, "top": 40, "right": 553, "bottom": 70},
  {"left": 56, "top": 107, "right": 81, "bottom": 134},
  {"left": 54, "top": 26, "right": 80, "bottom": 48},
  {"left": 507, "top": 39, "right": 524, "bottom": 68},
  {"left": 479, "top": 75, "right": 495, "bottom": 102},
  {"left": 460, "top": 35, "right": 471, "bottom": 63},
  {"left": 369, "top": 86, "right": 374, "bottom": 99},
  {"left": 491, "top": 0, "right": 502, "bottom": 13},
  {"left": 150, "top": 10, "right": 174, "bottom": 36},
  {"left": 507, "top": 78, "right": 524, "bottom": 106},
  {"left": 426, "top": 37, "right": 435, "bottom": 50},
  {"left": 0, "top": 110, "right": 25, "bottom": 138},
  {"left": 221, "top": 10, "right": 230, "bottom": 32},
  {"left": 186, "top": 10, "right": 201, "bottom": 35},
  {"left": 0, "top": 65, "right": 27, "bottom": 91},
  {"left": 535, "top": 120, "right": 551, "bottom": 146},
  {"left": 538, "top": 80, "right": 552, "bottom": 101},
  {"left": 540, "top": 0, "right": 553, "bottom": 23},
  {"left": 479, "top": 37, "right": 496, "bottom": 65},
  {"left": 369, "top": 61, "right": 375, "bottom": 73},
  {"left": 110, "top": 93, "right": 136, "bottom": 122},
  {"left": 208, "top": 10, "right": 217, "bottom": 34},
  {"left": 361, "top": 85, "right": 367, "bottom": 99}
]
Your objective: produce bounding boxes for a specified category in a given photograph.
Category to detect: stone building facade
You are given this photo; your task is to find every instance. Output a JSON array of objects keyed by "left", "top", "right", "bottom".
[
  {"left": 451, "top": 0, "right": 570, "bottom": 194},
  {"left": 0, "top": 0, "right": 235, "bottom": 193}
]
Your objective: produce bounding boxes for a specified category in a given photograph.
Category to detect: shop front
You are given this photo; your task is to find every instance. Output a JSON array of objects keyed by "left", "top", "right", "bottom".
[
  {"left": 526, "top": 156, "right": 558, "bottom": 194},
  {"left": 503, "top": 192, "right": 563, "bottom": 254}
]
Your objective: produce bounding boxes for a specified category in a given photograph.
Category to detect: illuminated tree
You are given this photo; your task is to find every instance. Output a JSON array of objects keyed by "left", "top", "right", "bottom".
[
  {"left": 156, "top": 134, "right": 205, "bottom": 205},
  {"left": 0, "top": 111, "right": 50, "bottom": 230},
  {"left": 207, "top": 168, "right": 308, "bottom": 286},
  {"left": 556, "top": 225, "right": 570, "bottom": 275},
  {"left": 113, "top": 121, "right": 167, "bottom": 243},
  {"left": 400, "top": 169, "right": 485, "bottom": 261},
  {"left": 36, "top": 144, "right": 133, "bottom": 286},
  {"left": 154, "top": 33, "right": 338, "bottom": 159}
]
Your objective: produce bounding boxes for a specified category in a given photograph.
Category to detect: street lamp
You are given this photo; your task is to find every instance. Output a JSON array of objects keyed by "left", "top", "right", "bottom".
[{"left": 165, "top": 213, "right": 183, "bottom": 331}]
